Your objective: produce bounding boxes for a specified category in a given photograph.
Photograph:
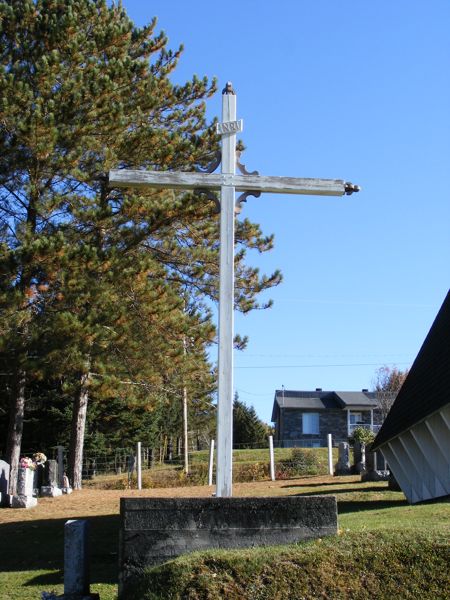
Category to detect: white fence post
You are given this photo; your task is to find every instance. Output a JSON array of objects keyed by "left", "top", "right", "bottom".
[
  {"left": 136, "top": 442, "right": 142, "bottom": 490},
  {"left": 327, "top": 433, "right": 333, "bottom": 476},
  {"left": 269, "top": 435, "right": 276, "bottom": 481},
  {"left": 208, "top": 439, "right": 215, "bottom": 486}
]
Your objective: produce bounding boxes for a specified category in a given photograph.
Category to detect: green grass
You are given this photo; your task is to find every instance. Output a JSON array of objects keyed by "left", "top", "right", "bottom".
[
  {"left": 1, "top": 480, "right": 448, "bottom": 600},
  {"left": 128, "top": 530, "right": 450, "bottom": 600},
  {"left": 191, "top": 446, "right": 336, "bottom": 465}
]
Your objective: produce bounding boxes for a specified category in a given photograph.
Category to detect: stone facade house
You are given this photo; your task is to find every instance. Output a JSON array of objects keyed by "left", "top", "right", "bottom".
[
  {"left": 372, "top": 290, "right": 450, "bottom": 504},
  {"left": 271, "top": 389, "right": 383, "bottom": 447}
]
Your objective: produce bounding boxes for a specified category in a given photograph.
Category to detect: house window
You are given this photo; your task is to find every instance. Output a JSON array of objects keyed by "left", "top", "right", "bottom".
[
  {"left": 349, "top": 412, "right": 362, "bottom": 426},
  {"left": 302, "top": 413, "right": 319, "bottom": 434}
]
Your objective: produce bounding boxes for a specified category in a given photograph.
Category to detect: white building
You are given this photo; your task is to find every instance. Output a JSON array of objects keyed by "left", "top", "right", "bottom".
[{"left": 372, "top": 290, "right": 450, "bottom": 504}]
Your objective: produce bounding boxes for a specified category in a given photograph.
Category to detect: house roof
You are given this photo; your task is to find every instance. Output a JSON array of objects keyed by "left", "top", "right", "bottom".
[
  {"left": 271, "top": 389, "right": 378, "bottom": 422},
  {"left": 334, "top": 391, "right": 378, "bottom": 407},
  {"left": 372, "top": 289, "right": 450, "bottom": 450}
]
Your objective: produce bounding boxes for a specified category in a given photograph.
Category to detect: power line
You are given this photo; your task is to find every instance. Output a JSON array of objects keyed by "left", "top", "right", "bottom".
[{"left": 235, "top": 361, "right": 411, "bottom": 370}]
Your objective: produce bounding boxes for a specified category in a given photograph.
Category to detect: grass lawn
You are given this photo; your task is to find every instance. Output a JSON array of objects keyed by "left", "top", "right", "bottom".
[{"left": 0, "top": 475, "right": 449, "bottom": 599}]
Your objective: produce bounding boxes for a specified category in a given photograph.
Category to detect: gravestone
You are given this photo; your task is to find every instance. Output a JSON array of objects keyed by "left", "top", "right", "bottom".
[
  {"left": 64, "top": 520, "right": 90, "bottom": 596},
  {"left": 41, "top": 459, "right": 62, "bottom": 497},
  {"left": 33, "top": 463, "right": 44, "bottom": 496},
  {"left": 56, "top": 445, "right": 65, "bottom": 488},
  {"left": 43, "top": 520, "right": 99, "bottom": 600},
  {"left": 353, "top": 441, "right": 366, "bottom": 474},
  {"left": 362, "top": 450, "right": 390, "bottom": 482},
  {"left": 62, "top": 473, "right": 73, "bottom": 494},
  {"left": 0, "top": 460, "right": 10, "bottom": 507},
  {"left": 119, "top": 495, "right": 338, "bottom": 597},
  {"left": 11, "top": 467, "right": 38, "bottom": 508},
  {"left": 335, "top": 442, "right": 351, "bottom": 475}
]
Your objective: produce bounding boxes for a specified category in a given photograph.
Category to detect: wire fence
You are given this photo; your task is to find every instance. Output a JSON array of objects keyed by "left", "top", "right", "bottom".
[
  {"left": 19, "top": 436, "right": 378, "bottom": 484},
  {"left": 17, "top": 436, "right": 388, "bottom": 489}
]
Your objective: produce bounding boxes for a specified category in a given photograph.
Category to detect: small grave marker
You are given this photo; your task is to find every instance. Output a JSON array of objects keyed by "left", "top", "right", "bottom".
[
  {"left": 0, "top": 460, "right": 10, "bottom": 507},
  {"left": 336, "top": 442, "right": 351, "bottom": 475},
  {"left": 41, "top": 459, "right": 62, "bottom": 497},
  {"left": 64, "top": 520, "right": 90, "bottom": 596}
]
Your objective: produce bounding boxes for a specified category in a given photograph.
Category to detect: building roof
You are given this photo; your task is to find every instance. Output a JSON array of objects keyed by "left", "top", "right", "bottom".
[
  {"left": 271, "top": 389, "right": 378, "bottom": 422},
  {"left": 334, "top": 391, "right": 378, "bottom": 407},
  {"left": 372, "top": 289, "right": 450, "bottom": 450}
]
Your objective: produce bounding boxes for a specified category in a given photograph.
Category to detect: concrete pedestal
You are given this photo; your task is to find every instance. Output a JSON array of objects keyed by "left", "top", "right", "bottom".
[
  {"left": 11, "top": 495, "right": 38, "bottom": 508},
  {"left": 41, "top": 486, "right": 63, "bottom": 497},
  {"left": 119, "top": 495, "right": 338, "bottom": 598}
]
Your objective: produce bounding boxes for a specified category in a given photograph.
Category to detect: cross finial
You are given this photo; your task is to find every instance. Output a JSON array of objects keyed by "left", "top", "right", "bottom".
[{"left": 222, "top": 81, "right": 235, "bottom": 95}]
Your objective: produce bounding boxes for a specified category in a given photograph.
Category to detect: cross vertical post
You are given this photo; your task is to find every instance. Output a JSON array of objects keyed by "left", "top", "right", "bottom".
[
  {"left": 216, "top": 88, "right": 237, "bottom": 498},
  {"left": 108, "top": 81, "right": 360, "bottom": 499}
]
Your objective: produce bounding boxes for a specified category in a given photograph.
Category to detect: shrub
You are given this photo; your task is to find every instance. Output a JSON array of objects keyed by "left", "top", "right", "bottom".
[
  {"left": 233, "top": 462, "right": 269, "bottom": 482},
  {"left": 276, "top": 448, "right": 321, "bottom": 478},
  {"left": 351, "top": 426, "right": 376, "bottom": 445}
]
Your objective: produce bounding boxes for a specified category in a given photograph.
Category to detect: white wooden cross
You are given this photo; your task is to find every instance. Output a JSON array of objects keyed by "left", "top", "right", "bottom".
[{"left": 109, "top": 82, "right": 360, "bottom": 498}]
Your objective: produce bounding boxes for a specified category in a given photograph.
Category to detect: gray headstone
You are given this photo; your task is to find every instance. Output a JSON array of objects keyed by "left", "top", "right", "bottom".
[
  {"left": 335, "top": 442, "right": 351, "bottom": 475},
  {"left": 64, "top": 519, "right": 90, "bottom": 596},
  {"left": 56, "top": 446, "right": 65, "bottom": 488},
  {"left": 362, "top": 469, "right": 390, "bottom": 482},
  {"left": 376, "top": 450, "right": 387, "bottom": 470},
  {"left": 33, "top": 464, "right": 44, "bottom": 496},
  {"left": 13, "top": 467, "right": 38, "bottom": 508},
  {"left": 17, "top": 467, "right": 34, "bottom": 496},
  {"left": 353, "top": 441, "right": 366, "bottom": 474},
  {"left": 45, "top": 460, "right": 59, "bottom": 487},
  {"left": 366, "top": 451, "right": 377, "bottom": 472},
  {"left": 0, "top": 460, "right": 10, "bottom": 507}
]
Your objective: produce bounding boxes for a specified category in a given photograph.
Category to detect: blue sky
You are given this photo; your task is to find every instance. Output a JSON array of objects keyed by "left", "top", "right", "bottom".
[{"left": 123, "top": 1, "right": 450, "bottom": 423}]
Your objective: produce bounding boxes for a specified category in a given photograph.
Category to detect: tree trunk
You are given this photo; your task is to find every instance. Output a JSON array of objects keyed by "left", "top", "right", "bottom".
[
  {"left": 68, "top": 371, "right": 90, "bottom": 490},
  {"left": 6, "top": 366, "right": 26, "bottom": 496}
]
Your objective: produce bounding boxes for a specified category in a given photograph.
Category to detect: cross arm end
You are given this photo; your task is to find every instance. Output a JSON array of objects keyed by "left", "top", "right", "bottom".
[{"left": 344, "top": 182, "right": 361, "bottom": 195}]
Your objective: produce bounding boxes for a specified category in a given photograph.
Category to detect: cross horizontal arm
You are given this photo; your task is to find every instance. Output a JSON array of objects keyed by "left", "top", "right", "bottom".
[{"left": 109, "top": 169, "right": 356, "bottom": 196}]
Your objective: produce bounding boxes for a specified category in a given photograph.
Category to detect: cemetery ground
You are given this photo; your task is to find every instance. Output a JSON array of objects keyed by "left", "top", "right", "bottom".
[{"left": 0, "top": 476, "right": 449, "bottom": 600}]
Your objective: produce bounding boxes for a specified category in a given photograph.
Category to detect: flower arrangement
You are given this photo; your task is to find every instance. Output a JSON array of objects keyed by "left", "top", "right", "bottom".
[
  {"left": 33, "top": 452, "right": 47, "bottom": 465},
  {"left": 19, "top": 452, "right": 47, "bottom": 470},
  {"left": 19, "top": 457, "right": 35, "bottom": 470}
]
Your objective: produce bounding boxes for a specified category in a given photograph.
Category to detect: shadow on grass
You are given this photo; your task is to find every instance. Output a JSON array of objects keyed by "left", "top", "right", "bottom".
[
  {"left": 281, "top": 480, "right": 388, "bottom": 489},
  {"left": 286, "top": 485, "right": 396, "bottom": 496},
  {"left": 288, "top": 486, "right": 409, "bottom": 512},
  {"left": 0, "top": 513, "right": 119, "bottom": 585},
  {"left": 337, "top": 499, "right": 409, "bottom": 513}
]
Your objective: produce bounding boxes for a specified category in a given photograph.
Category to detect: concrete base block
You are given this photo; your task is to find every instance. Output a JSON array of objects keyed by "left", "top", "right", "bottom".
[
  {"left": 41, "top": 486, "right": 63, "bottom": 497},
  {"left": 119, "top": 495, "right": 338, "bottom": 598},
  {"left": 62, "top": 487, "right": 73, "bottom": 495},
  {"left": 11, "top": 494, "right": 38, "bottom": 508},
  {"left": 362, "top": 470, "right": 390, "bottom": 482},
  {"left": 335, "top": 466, "right": 352, "bottom": 476}
]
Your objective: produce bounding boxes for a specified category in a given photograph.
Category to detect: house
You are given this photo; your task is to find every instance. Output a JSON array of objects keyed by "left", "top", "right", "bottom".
[
  {"left": 372, "top": 290, "right": 450, "bottom": 504},
  {"left": 271, "top": 388, "right": 383, "bottom": 447}
]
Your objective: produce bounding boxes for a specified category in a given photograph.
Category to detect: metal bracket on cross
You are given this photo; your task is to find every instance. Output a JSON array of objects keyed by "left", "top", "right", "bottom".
[{"left": 235, "top": 149, "right": 261, "bottom": 213}]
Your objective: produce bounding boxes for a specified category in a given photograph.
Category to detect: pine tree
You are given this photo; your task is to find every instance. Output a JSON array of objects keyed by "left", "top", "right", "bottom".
[
  {"left": 233, "top": 393, "right": 268, "bottom": 448},
  {"left": 0, "top": 0, "right": 281, "bottom": 489}
]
